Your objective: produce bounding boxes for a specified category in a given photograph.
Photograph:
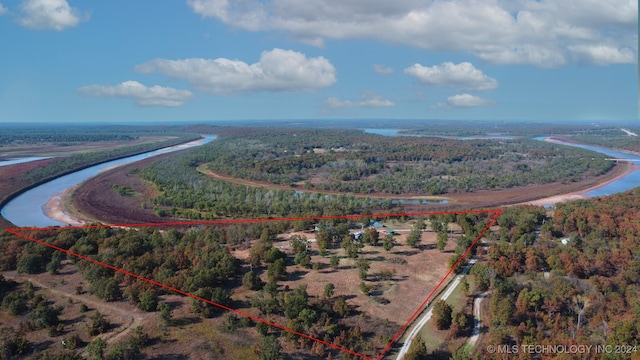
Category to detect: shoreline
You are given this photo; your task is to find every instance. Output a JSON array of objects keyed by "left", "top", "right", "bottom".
[
  {"left": 39, "top": 137, "right": 211, "bottom": 226},
  {"left": 43, "top": 187, "right": 87, "bottom": 226},
  {"left": 520, "top": 162, "right": 639, "bottom": 207}
]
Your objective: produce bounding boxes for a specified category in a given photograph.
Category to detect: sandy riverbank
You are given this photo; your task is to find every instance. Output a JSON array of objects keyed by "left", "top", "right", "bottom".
[
  {"left": 43, "top": 187, "right": 87, "bottom": 226},
  {"left": 521, "top": 162, "right": 639, "bottom": 207},
  {"left": 40, "top": 137, "right": 212, "bottom": 226}
]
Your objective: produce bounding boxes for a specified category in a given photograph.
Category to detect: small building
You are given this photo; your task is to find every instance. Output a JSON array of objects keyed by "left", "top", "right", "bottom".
[{"left": 370, "top": 221, "right": 384, "bottom": 229}]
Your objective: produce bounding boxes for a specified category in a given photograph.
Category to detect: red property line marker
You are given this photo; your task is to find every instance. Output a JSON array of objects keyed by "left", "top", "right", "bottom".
[{"left": 6, "top": 209, "right": 501, "bottom": 360}]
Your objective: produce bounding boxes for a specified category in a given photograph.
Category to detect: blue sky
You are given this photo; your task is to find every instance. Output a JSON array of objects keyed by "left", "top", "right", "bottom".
[{"left": 0, "top": 0, "right": 637, "bottom": 123}]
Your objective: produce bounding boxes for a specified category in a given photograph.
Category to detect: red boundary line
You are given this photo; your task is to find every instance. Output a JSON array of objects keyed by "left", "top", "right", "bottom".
[{"left": 6, "top": 209, "right": 501, "bottom": 360}]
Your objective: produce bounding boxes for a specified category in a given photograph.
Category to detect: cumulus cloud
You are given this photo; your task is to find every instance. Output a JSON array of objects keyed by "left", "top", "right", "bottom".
[
  {"left": 0, "top": 3, "right": 8, "bottom": 15},
  {"left": 135, "top": 48, "right": 336, "bottom": 94},
  {"left": 77, "top": 81, "right": 193, "bottom": 107},
  {"left": 325, "top": 93, "right": 395, "bottom": 109},
  {"left": 568, "top": 45, "right": 636, "bottom": 66},
  {"left": 431, "top": 94, "right": 495, "bottom": 109},
  {"left": 405, "top": 62, "right": 498, "bottom": 91},
  {"left": 186, "top": 0, "right": 637, "bottom": 67},
  {"left": 372, "top": 64, "right": 394, "bottom": 75},
  {"left": 18, "top": 0, "right": 88, "bottom": 30}
]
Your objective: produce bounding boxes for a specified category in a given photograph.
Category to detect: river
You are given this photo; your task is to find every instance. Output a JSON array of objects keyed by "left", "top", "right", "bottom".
[
  {"left": 537, "top": 137, "right": 640, "bottom": 197},
  {"left": 1, "top": 136, "right": 217, "bottom": 228},
  {"left": 3, "top": 132, "right": 639, "bottom": 228}
]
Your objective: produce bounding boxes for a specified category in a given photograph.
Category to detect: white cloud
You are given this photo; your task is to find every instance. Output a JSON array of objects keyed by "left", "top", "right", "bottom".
[
  {"left": 0, "top": 3, "right": 8, "bottom": 15},
  {"left": 325, "top": 93, "right": 395, "bottom": 109},
  {"left": 372, "top": 64, "right": 394, "bottom": 75},
  {"left": 405, "top": 62, "right": 498, "bottom": 91},
  {"left": 18, "top": 0, "right": 87, "bottom": 30},
  {"left": 77, "top": 81, "right": 193, "bottom": 107},
  {"left": 186, "top": 0, "right": 638, "bottom": 67},
  {"left": 568, "top": 45, "right": 636, "bottom": 65},
  {"left": 135, "top": 48, "right": 336, "bottom": 94},
  {"left": 431, "top": 94, "right": 495, "bottom": 109}
]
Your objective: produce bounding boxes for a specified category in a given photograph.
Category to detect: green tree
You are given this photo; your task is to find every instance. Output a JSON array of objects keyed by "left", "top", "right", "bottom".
[
  {"left": 406, "top": 228, "right": 421, "bottom": 248},
  {"left": 137, "top": 289, "right": 158, "bottom": 312},
  {"left": 341, "top": 235, "right": 359, "bottom": 258},
  {"left": 88, "top": 312, "right": 110, "bottom": 336},
  {"left": 294, "top": 252, "right": 312, "bottom": 268},
  {"left": 461, "top": 277, "right": 470, "bottom": 296},
  {"left": 190, "top": 287, "right": 232, "bottom": 318},
  {"left": 355, "top": 258, "right": 370, "bottom": 280},
  {"left": 256, "top": 321, "right": 270, "bottom": 336},
  {"left": 283, "top": 285, "right": 308, "bottom": 320},
  {"left": 433, "top": 300, "right": 453, "bottom": 330},
  {"left": 289, "top": 235, "right": 308, "bottom": 254},
  {"left": 243, "top": 271, "right": 263, "bottom": 290},
  {"left": 471, "top": 263, "right": 492, "bottom": 291},
  {"left": 298, "top": 308, "right": 318, "bottom": 329},
  {"left": 46, "top": 254, "right": 62, "bottom": 275},
  {"left": 404, "top": 336, "right": 428, "bottom": 360},
  {"left": 383, "top": 234, "right": 395, "bottom": 252},
  {"left": 333, "top": 297, "right": 350, "bottom": 318},
  {"left": 258, "top": 335, "right": 281, "bottom": 360},
  {"left": 267, "top": 258, "right": 287, "bottom": 280},
  {"left": 17, "top": 253, "right": 46, "bottom": 274},
  {"left": 157, "top": 302, "right": 173, "bottom": 326},
  {"left": 436, "top": 231, "right": 448, "bottom": 251},
  {"left": 329, "top": 255, "right": 340, "bottom": 269},
  {"left": 324, "top": 283, "right": 335, "bottom": 299}
]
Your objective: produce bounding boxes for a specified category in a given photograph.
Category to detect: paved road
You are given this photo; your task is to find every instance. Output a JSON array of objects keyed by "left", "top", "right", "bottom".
[{"left": 396, "top": 257, "right": 477, "bottom": 359}]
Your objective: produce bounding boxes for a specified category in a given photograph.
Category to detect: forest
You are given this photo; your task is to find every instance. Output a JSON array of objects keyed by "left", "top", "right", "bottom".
[
  {"left": 0, "top": 211, "right": 493, "bottom": 359},
  {"left": 570, "top": 134, "right": 640, "bottom": 153},
  {"left": 189, "top": 129, "right": 613, "bottom": 195},
  {"left": 474, "top": 189, "right": 640, "bottom": 359}
]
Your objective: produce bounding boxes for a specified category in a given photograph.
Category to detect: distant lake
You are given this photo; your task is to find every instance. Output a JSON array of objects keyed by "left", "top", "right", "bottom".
[
  {"left": 363, "top": 129, "right": 515, "bottom": 140},
  {"left": 363, "top": 129, "right": 401, "bottom": 136}
]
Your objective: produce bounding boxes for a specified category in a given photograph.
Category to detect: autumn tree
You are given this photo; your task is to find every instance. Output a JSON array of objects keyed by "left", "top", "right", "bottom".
[
  {"left": 363, "top": 227, "right": 380, "bottom": 246},
  {"left": 433, "top": 300, "right": 453, "bottom": 330}
]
